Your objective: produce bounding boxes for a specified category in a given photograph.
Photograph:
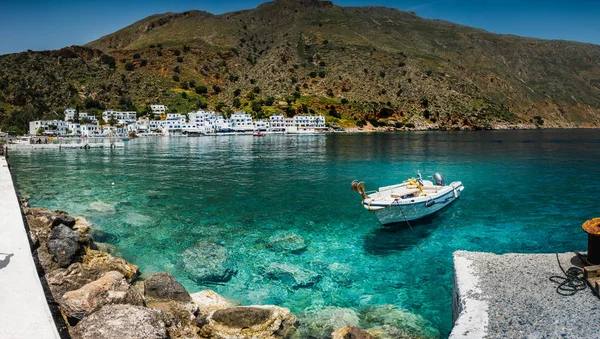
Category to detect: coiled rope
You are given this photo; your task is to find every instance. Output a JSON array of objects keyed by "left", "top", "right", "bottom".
[{"left": 549, "top": 253, "right": 587, "bottom": 296}]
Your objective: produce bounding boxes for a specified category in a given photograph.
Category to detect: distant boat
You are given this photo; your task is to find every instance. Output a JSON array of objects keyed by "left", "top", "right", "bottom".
[
  {"left": 253, "top": 132, "right": 266, "bottom": 137},
  {"left": 351, "top": 172, "right": 464, "bottom": 225}
]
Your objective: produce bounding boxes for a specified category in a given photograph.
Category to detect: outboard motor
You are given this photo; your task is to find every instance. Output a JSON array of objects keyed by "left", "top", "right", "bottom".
[{"left": 433, "top": 173, "right": 445, "bottom": 186}]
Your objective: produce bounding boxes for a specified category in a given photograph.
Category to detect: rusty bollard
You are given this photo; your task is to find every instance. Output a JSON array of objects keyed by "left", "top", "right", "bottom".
[{"left": 582, "top": 218, "right": 600, "bottom": 265}]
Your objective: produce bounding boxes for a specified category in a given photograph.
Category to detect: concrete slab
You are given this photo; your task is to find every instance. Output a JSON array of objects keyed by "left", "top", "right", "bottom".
[
  {"left": 451, "top": 250, "right": 600, "bottom": 339},
  {"left": 0, "top": 156, "right": 60, "bottom": 338}
]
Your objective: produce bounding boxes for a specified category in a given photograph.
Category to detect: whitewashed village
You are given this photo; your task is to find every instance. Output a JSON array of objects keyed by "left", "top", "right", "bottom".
[{"left": 28, "top": 105, "right": 329, "bottom": 138}]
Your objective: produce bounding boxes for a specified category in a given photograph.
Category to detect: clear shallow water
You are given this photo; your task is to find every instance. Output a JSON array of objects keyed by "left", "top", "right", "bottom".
[{"left": 8, "top": 130, "right": 600, "bottom": 337}]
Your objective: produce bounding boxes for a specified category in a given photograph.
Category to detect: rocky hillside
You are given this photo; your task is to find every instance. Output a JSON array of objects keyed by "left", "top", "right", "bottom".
[{"left": 2, "top": 0, "right": 600, "bottom": 133}]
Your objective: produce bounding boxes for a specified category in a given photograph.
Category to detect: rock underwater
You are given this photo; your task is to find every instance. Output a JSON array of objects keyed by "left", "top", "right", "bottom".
[{"left": 180, "top": 242, "right": 237, "bottom": 283}]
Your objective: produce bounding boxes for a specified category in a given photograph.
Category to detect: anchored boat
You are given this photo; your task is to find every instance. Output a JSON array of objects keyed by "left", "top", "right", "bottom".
[{"left": 351, "top": 172, "right": 464, "bottom": 225}]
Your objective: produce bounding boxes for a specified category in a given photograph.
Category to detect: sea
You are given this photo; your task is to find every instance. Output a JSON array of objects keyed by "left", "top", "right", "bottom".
[{"left": 8, "top": 130, "right": 600, "bottom": 337}]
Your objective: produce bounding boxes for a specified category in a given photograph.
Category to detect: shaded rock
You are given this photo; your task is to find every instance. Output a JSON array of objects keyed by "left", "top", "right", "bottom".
[
  {"left": 60, "top": 271, "right": 144, "bottom": 319},
  {"left": 267, "top": 232, "right": 307, "bottom": 253},
  {"left": 70, "top": 304, "right": 167, "bottom": 339},
  {"left": 359, "top": 305, "right": 439, "bottom": 339},
  {"left": 191, "top": 290, "right": 236, "bottom": 318},
  {"left": 82, "top": 249, "right": 139, "bottom": 282},
  {"left": 261, "top": 262, "right": 321, "bottom": 289},
  {"left": 47, "top": 224, "right": 84, "bottom": 267},
  {"left": 181, "top": 242, "right": 236, "bottom": 283},
  {"left": 200, "top": 306, "right": 297, "bottom": 339},
  {"left": 88, "top": 201, "right": 117, "bottom": 214},
  {"left": 52, "top": 211, "right": 76, "bottom": 227},
  {"left": 144, "top": 272, "right": 191, "bottom": 303},
  {"left": 296, "top": 307, "right": 359, "bottom": 339},
  {"left": 333, "top": 326, "right": 375, "bottom": 339}
]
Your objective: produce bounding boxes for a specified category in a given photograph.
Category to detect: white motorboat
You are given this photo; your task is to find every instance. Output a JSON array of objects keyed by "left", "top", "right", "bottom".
[{"left": 351, "top": 172, "right": 464, "bottom": 225}]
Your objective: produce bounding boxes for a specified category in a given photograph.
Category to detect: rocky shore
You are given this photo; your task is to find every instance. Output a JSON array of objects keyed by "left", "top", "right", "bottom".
[{"left": 22, "top": 202, "right": 440, "bottom": 339}]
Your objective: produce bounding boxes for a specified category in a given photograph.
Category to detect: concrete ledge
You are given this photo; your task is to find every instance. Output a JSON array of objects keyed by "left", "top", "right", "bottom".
[
  {"left": 451, "top": 250, "right": 600, "bottom": 339},
  {"left": 0, "top": 156, "right": 60, "bottom": 338}
]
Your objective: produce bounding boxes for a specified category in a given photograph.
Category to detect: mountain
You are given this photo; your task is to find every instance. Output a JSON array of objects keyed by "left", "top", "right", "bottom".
[{"left": 2, "top": 0, "right": 600, "bottom": 134}]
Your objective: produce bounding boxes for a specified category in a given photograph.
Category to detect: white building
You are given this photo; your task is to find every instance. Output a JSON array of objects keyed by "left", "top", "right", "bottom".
[
  {"left": 253, "top": 119, "right": 270, "bottom": 131},
  {"left": 64, "top": 108, "right": 98, "bottom": 123},
  {"left": 29, "top": 120, "right": 68, "bottom": 136},
  {"left": 294, "top": 115, "right": 326, "bottom": 128},
  {"left": 230, "top": 112, "right": 254, "bottom": 132},
  {"left": 81, "top": 124, "right": 102, "bottom": 137},
  {"left": 151, "top": 105, "right": 168, "bottom": 116},
  {"left": 269, "top": 115, "right": 285, "bottom": 132},
  {"left": 103, "top": 126, "right": 128, "bottom": 136},
  {"left": 102, "top": 110, "right": 137, "bottom": 124}
]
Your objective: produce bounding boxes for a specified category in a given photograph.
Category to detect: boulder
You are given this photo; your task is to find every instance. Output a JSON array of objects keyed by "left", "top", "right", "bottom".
[
  {"left": 82, "top": 249, "right": 139, "bottom": 282},
  {"left": 261, "top": 262, "right": 321, "bottom": 289},
  {"left": 181, "top": 242, "right": 236, "bottom": 283},
  {"left": 73, "top": 216, "right": 92, "bottom": 234},
  {"left": 266, "top": 232, "right": 307, "bottom": 253},
  {"left": 47, "top": 224, "right": 84, "bottom": 267},
  {"left": 52, "top": 211, "right": 76, "bottom": 227},
  {"left": 45, "top": 263, "right": 101, "bottom": 304},
  {"left": 359, "top": 305, "right": 439, "bottom": 339},
  {"left": 70, "top": 304, "right": 168, "bottom": 339},
  {"left": 144, "top": 272, "right": 191, "bottom": 303},
  {"left": 148, "top": 300, "right": 197, "bottom": 339},
  {"left": 26, "top": 213, "right": 53, "bottom": 248},
  {"left": 332, "top": 326, "right": 375, "bottom": 339},
  {"left": 296, "top": 307, "right": 360, "bottom": 339},
  {"left": 191, "top": 290, "right": 236, "bottom": 318},
  {"left": 60, "top": 271, "right": 144, "bottom": 319},
  {"left": 199, "top": 306, "right": 297, "bottom": 339}
]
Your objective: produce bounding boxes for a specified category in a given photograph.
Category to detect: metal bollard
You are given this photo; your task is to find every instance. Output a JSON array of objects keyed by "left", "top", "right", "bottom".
[{"left": 582, "top": 218, "right": 600, "bottom": 264}]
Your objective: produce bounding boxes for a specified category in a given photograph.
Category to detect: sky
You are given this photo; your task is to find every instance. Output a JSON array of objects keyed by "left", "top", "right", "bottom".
[{"left": 0, "top": 0, "right": 598, "bottom": 55}]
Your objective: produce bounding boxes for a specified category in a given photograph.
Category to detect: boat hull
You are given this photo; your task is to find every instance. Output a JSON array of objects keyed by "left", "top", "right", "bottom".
[{"left": 366, "top": 184, "right": 463, "bottom": 225}]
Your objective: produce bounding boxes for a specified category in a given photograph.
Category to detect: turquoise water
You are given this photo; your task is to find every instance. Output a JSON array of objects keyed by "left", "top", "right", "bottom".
[{"left": 8, "top": 130, "right": 600, "bottom": 337}]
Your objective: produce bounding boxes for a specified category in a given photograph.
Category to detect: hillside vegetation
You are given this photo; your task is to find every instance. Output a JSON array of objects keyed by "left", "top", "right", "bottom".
[{"left": 2, "top": 0, "right": 600, "bottom": 134}]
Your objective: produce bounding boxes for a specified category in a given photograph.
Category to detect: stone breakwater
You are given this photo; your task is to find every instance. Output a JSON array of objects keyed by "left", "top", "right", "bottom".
[{"left": 23, "top": 203, "right": 439, "bottom": 339}]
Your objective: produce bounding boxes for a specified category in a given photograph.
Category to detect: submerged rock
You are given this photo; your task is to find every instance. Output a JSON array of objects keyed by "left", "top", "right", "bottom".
[
  {"left": 266, "top": 232, "right": 307, "bottom": 253},
  {"left": 261, "top": 262, "right": 321, "bottom": 289},
  {"left": 181, "top": 242, "right": 236, "bottom": 283},
  {"left": 88, "top": 201, "right": 117, "bottom": 214},
  {"left": 191, "top": 290, "right": 237, "bottom": 318},
  {"left": 296, "top": 307, "right": 359, "bottom": 339},
  {"left": 47, "top": 224, "right": 84, "bottom": 267},
  {"left": 199, "top": 306, "right": 297, "bottom": 339},
  {"left": 70, "top": 304, "right": 167, "bottom": 339},
  {"left": 359, "top": 305, "right": 439, "bottom": 339},
  {"left": 332, "top": 326, "right": 374, "bottom": 339},
  {"left": 60, "top": 271, "right": 144, "bottom": 319},
  {"left": 144, "top": 272, "right": 191, "bottom": 303}
]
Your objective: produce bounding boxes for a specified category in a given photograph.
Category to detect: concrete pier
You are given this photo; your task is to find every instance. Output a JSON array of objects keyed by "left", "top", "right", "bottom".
[
  {"left": 0, "top": 156, "right": 60, "bottom": 338},
  {"left": 451, "top": 250, "right": 600, "bottom": 338}
]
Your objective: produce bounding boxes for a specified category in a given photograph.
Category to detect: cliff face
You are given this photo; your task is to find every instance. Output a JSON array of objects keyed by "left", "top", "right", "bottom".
[{"left": 2, "top": 0, "right": 600, "bottom": 133}]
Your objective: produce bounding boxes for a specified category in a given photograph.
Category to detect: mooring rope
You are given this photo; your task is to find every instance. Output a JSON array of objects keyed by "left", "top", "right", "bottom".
[{"left": 549, "top": 253, "right": 588, "bottom": 296}]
